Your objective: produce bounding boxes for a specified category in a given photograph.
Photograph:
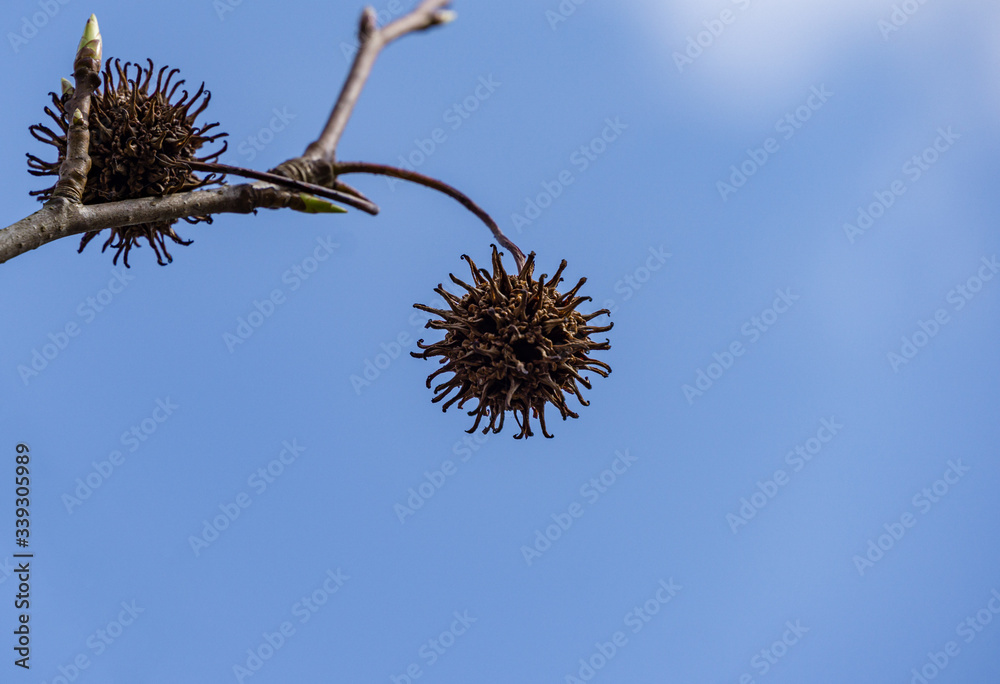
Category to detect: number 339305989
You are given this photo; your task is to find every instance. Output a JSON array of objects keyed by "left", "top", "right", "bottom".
[{"left": 15, "top": 443, "right": 30, "bottom": 544}]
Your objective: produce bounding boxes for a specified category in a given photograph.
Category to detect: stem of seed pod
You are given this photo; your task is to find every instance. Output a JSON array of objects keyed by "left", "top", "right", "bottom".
[{"left": 333, "top": 161, "right": 526, "bottom": 271}]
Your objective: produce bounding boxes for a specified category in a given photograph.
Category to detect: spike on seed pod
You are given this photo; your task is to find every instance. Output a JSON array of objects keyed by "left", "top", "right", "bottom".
[
  {"left": 411, "top": 245, "right": 613, "bottom": 439},
  {"left": 26, "top": 58, "right": 228, "bottom": 266}
]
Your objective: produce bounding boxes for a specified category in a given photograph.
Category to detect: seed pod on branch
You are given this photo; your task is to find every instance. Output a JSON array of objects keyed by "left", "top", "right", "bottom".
[
  {"left": 412, "top": 246, "right": 613, "bottom": 439},
  {"left": 27, "top": 58, "right": 228, "bottom": 266}
]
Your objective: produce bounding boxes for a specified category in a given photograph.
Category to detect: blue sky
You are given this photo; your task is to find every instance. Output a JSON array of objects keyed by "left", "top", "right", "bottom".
[{"left": 2, "top": 0, "right": 1000, "bottom": 682}]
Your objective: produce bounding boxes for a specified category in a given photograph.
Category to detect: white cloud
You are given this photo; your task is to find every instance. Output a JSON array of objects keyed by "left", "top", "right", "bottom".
[{"left": 633, "top": 0, "right": 955, "bottom": 107}]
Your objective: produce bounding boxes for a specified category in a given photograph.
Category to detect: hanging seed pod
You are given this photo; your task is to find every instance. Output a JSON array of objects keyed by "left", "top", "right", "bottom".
[
  {"left": 27, "top": 58, "right": 228, "bottom": 266},
  {"left": 412, "top": 245, "right": 613, "bottom": 439}
]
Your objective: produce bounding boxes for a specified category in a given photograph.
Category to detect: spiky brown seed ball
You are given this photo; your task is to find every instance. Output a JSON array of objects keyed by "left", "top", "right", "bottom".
[
  {"left": 412, "top": 246, "right": 613, "bottom": 439},
  {"left": 26, "top": 58, "right": 227, "bottom": 266}
]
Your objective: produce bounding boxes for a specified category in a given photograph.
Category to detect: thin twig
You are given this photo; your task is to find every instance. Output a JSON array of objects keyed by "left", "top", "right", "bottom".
[
  {"left": 183, "top": 160, "right": 379, "bottom": 215},
  {"left": 335, "top": 161, "right": 526, "bottom": 271},
  {"left": 332, "top": 179, "right": 373, "bottom": 205},
  {"left": 303, "top": 0, "right": 454, "bottom": 162}
]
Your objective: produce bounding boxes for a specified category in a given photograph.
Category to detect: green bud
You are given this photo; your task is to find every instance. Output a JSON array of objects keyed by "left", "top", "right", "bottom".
[
  {"left": 61, "top": 78, "right": 74, "bottom": 97},
  {"left": 78, "top": 14, "right": 102, "bottom": 61},
  {"left": 295, "top": 193, "right": 347, "bottom": 214}
]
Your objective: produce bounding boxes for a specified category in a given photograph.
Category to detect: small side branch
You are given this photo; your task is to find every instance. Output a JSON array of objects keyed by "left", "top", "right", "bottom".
[
  {"left": 302, "top": 0, "right": 455, "bottom": 163},
  {"left": 50, "top": 14, "right": 102, "bottom": 204}
]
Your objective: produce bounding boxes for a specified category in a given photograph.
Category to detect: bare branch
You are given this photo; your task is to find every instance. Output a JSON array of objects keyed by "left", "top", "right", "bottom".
[
  {"left": 0, "top": 185, "right": 315, "bottom": 264},
  {"left": 301, "top": 0, "right": 455, "bottom": 163}
]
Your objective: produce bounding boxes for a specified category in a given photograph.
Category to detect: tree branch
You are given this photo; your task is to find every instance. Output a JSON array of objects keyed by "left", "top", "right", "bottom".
[
  {"left": 302, "top": 0, "right": 455, "bottom": 164},
  {"left": 0, "top": 185, "right": 316, "bottom": 264}
]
